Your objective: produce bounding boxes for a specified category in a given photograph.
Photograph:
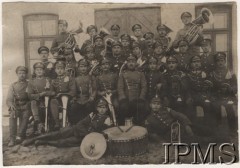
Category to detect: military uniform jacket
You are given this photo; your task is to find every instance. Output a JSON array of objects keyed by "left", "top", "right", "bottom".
[
  {"left": 28, "top": 77, "right": 55, "bottom": 101},
  {"left": 155, "top": 36, "right": 171, "bottom": 49},
  {"left": 75, "top": 74, "right": 96, "bottom": 104},
  {"left": 73, "top": 112, "right": 112, "bottom": 139},
  {"left": 145, "top": 70, "right": 163, "bottom": 98},
  {"left": 96, "top": 72, "right": 118, "bottom": 94},
  {"left": 7, "top": 80, "right": 29, "bottom": 108},
  {"left": 51, "top": 76, "right": 76, "bottom": 98},
  {"left": 200, "top": 52, "right": 215, "bottom": 72},
  {"left": 142, "top": 45, "right": 154, "bottom": 57},
  {"left": 118, "top": 70, "right": 147, "bottom": 101},
  {"left": 176, "top": 52, "right": 192, "bottom": 72},
  {"left": 108, "top": 54, "right": 126, "bottom": 73},
  {"left": 146, "top": 108, "right": 191, "bottom": 133},
  {"left": 186, "top": 70, "right": 207, "bottom": 95},
  {"left": 42, "top": 61, "right": 57, "bottom": 79},
  {"left": 65, "top": 60, "right": 77, "bottom": 77}
]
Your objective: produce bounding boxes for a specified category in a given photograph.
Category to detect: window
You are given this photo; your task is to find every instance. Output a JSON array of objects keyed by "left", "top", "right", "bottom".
[
  {"left": 23, "top": 14, "right": 59, "bottom": 77},
  {"left": 195, "top": 4, "right": 233, "bottom": 68}
]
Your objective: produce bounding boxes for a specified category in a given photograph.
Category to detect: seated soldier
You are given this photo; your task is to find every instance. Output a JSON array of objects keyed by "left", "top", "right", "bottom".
[
  {"left": 28, "top": 62, "right": 55, "bottom": 135},
  {"left": 49, "top": 61, "right": 76, "bottom": 130},
  {"left": 22, "top": 98, "right": 113, "bottom": 147},
  {"left": 118, "top": 54, "right": 148, "bottom": 125},
  {"left": 145, "top": 95, "right": 194, "bottom": 142},
  {"left": 6, "top": 66, "right": 30, "bottom": 146},
  {"left": 69, "top": 59, "right": 96, "bottom": 125},
  {"left": 210, "top": 52, "right": 238, "bottom": 136}
]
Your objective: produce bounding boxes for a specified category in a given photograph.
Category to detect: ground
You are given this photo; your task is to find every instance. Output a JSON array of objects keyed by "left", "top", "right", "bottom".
[{"left": 2, "top": 120, "right": 239, "bottom": 165}]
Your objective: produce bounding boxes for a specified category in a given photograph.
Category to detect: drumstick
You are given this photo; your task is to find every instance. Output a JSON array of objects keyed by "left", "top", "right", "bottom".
[
  {"left": 125, "top": 125, "right": 134, "bottom": 133},
  {"left": 117, "top": 126, "right": 124, "bottom": 133}
]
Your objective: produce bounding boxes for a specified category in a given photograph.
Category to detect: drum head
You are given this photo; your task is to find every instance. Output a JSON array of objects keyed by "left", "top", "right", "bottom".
[{"left": 80, "top": 132, "right": 107, "bottom": 160}]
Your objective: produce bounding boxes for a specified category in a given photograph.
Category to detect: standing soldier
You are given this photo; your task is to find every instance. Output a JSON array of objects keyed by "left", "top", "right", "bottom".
[
  {"left": 64, "top": 48, "right": 77, "bottom": 77},
  {"left": 145, "top": 56, "right": 163, "bottom": 100},
  {"left": 120, "top": 34, "right": 132, "bottom": 59},
  {"left": 200, "top": 38, "right": 215, "bottom": 72},
  {"left": 161, "top": 56, "right": 188, "bottom": 114},
  {"left": 6, "top": 66, "right": 30, "bottom": 146},
  {"left": 153, "top": 42, "right": 168, "bottom": 72},
  {"left": 69, "top": 59, "right": 96, "bottom": 125},
  {"left": 142, "top": 32, "right": 155, "bottom": 57},
  {"left": 118, "top": 54, "right": 147, "bottom": 125},
  {"left": 51, "top": 20, "right": 78, "bottom": 59},
  {"left": 155, "top": 24, "right": 172, "bottom": 52},
  {"left": 38, "top": 46, "right": 57, "bottom": 79},
  {"left": 131, "top": 24, "right": 147, "bottom": 49},
  {"left": 132, "top": 42, "right": 147, "bottom": 72},
  {"left": 49, "top": 61, "right": 76, "bottom": 130},
  {"left": 93, "top": 34, "right": 105, "bottom": 61},
  {"left": 28, "top": 62, "right": 55, "bottom": 135},
  {"left": 110, "top": 24, "right": 121, "bottom": 41},
  {"left": 210, "top": 52, "right": 237, "bottom": 135}
]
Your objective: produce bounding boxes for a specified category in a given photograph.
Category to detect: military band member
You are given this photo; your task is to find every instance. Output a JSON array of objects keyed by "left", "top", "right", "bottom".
[
  {"left": 6, "top": 66, "right": 30, "bottom": 146},
  {"left": 64, "top": 48, "right": 77, "bottom": 77},
  {"left": 145, "top": 56, "right": 163, "bottom": 100},
  {"left": 172, "top": 12, "right": 203, "bottom": 55},
  {"left": 132, "top": 41, "right": 147, "bottom": 72},
  {"left": 118, "top": 54, "right": 147, "bottom": 125},
  {"left": 69, "top": 59, "right": 96, "bottom": 125},
  {"left": 161, "top": 56, "right": 188, "bottom": 113},
  {"left": 153, "top": 42, "right": 167, "bottom": 72},
  {"left": 200, "top": 38, "right": 215, "bottom": 72},
  {"left": 49, "top": 61, "right": 76, "bottom": 130},
  {"left": 145, "top": 95, "right": 193, "bottom": 141},
  {"left": 28, "top": 62, "right": 55, "bottom": 135},
  {"left": 51, "top": 20, "right": 77, "bottom": 58},
  {"left": 210, "top": 52, "right": 237, "bottom": 134},
  {"left": 131, "top": 24, "right": 147, "bottom": 49},
  {"left": 110, "top": 24, "right": 121, "bottom": 41},
  {"left": 77, "top": 25, "right": 98, "bottom": 56},
  {"left": 93, "top": 34, "right": 105, "bottom": 60},
  {"left": 38, "top": 46, "right": 57, "bottom": 79},
  {"left": 22, "top": 98, "right": 112, "bottom": 147},
  {"left": 120, "top": 34, "right": 132, "bottom": 59},
  {"left": 155, "top": 24, "right": 172, "bottom": 52},
  {"left": 142, "top": 32, "right": 155, "bottom": 57}
]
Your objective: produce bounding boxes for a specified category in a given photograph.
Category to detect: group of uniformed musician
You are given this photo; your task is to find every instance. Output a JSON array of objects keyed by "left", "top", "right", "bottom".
[{"left": 6, "top": 11, "right": 237, "bottom": 148}]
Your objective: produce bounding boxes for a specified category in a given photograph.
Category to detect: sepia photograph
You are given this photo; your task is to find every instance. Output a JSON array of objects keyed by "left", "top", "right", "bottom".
[{"left": 1, "top": 1, "right": 239, "bottom": 165}]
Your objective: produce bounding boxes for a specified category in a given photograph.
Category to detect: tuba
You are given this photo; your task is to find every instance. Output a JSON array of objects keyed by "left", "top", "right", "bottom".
[{"left": 184, "top": 8, "right": 213, "bottom": 45}]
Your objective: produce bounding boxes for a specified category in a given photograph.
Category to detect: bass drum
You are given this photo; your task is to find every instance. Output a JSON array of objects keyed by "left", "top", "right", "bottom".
[{"left": 104, "top": 126, "right": 148, "bottom": 157}]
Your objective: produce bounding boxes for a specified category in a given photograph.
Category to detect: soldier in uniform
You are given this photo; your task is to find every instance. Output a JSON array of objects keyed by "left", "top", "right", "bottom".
[
  {"left": 155, "top": 24, "right": 172, "bottom": 52},
  {"left": 145, "top": 56, "right": 163, "bottom": 100},
  {"left": 49, "top": 61, "right": 76, "bottom": 130},
  {"left": 64, "top": 48, "right": 77, "bottom": 77},
  {"left": 210, "top": 52, "right": 238, "bottom": 135},
  {"left": 120, "top": 34, "right": 132, "bottom": 59},
  {"left": 93, "top": 34, "right": 105, "bottom": 60},
  {"left": 132, "top": 41, "right": 147, "bottom": 72},
  {"left": 153, "top": 42, "right": 168, "bottom": 72},
  {"left": 110, "top": 24, "right": 121, "bottom": 41},
  {"left": 77, "top": 25, "right": 98, "bottom": 56},
  {"left": 175, "top": 39, "right": 192, "bottom": 72},
  {"left": 6, "top": 66, "right": 30, "bottom": 146},
  {"left": 142, "top": 32, "right": 155, "bottom": 57},
  {"left": 200, "top": 38, "right": 215, "bottom": 72},
  {"left": 28, "top": 62, "right": 55, "bottom": 135},
  {"left": 69, "top": 59, "right": 96, "bottom": 125},
  {"left": 131, "top": 24, "right": 147, "bottom": 49},
  {"left": 38, "top": 46, "right": 57, "bottom": 79},
  {"left": 118, "top": 54, "right": 147, "bottom": 125},
  {"left": 22, "top": 98, "right": 112, "bottom": 147},
  {"left": 51, "top": 20, "right": 77, "bottom": 58},
  {"left": 161, "top": 56, "right": 188, "bottom": 114},
  {"left": 172, "top": 12, "right": 203, "bottom": 55},
  {"left": 145, "top": 95, "right": 194, "bottom": 142}
]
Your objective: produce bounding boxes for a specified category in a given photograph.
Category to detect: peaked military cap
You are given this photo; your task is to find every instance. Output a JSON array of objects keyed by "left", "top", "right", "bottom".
[
  {"left": 54, "top": 61, "right": 66, "bottom": 68},
  {"left": 156, "top": 24, "right": 173, "bottom": 34},
  {"left": 111, "top": 41, "right": 122, "bottom": 47},
  {"left": 143, "top": 32, "right": 154, "bottom": 39},
  {"left": 151, "top": 94, "right": 161, "bottom": 103},
  {"left": 38, "top": 46, "right": 49, "bottom": 54},
  {"left": 127, "top": 54, "right": 137, "bottom": 61},
  {"left": 87, "top": 25, "right": 98, "bottom": 34},
  {"left": 132, "top": 24, "right": 142, "bottom": 31},
  {"left": 111, "top": 24, "right": 120, "bottom": 30},
  {"left": 33, "top": 62, "right": 45, "bottom": 69},
  {"left": 96, "top": 98, "right": 108, "bottom": 107},
  {"left": 58, "top": 20, "right": 68, "bottom": 26},
  {"left": 132, "top": 41, "right": 141, "bottom": 49},
  {"left": 167, "top": 56, "right": 178, "bottom": 63},
  {"left": 178, "top": 39, "right": 189, "bottom": 47},
  {"left": 16, "top": 66, "right": 28, "bottom": 74},
  {"left": 181, "top": 12, "right": 192, "bottom": 19},
  {"left": 190, "top": 55, "right": 201, "bottom": 63},
  {"left": 214, "top": 52, "right": 226, "bottom": 61},
  {"left": 120, "top": 34, "right": 131, "bottom": 41},
  {"left": 148, "top": 56, "right": 158, "bottom": 63},
  {"left": 78, "top": 59, "right": 89, "bottom": 66}
]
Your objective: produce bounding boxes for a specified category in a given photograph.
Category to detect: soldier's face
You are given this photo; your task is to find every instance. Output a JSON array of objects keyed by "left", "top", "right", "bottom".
[
  {"left": 216, "top": 59, "right": 226, "bottom": 68},
  {"left": 154, "top": 46, "right": 163, "bottom": 55},
  {"left": 86, "top": 51, "right": 95, "bottom": 60},
  {"left": 78, "top": 65, "right": 88, "bottom": 74},
  {"left": 97, "top": 106, "right": 108, "bottom": 115},
  {"left": 134, "top": 29, "right": 142, "bottom": 37},
  {"left": 167, "top": 61, "right": 178, "bottom": 71},
  {"left": 111, "top": 28, "right": 120, "bottom": 36},
  {"left": 149, "top": 62, "right": 158, "bottom": 71},
  {"left": 17, "top": 71, "right": 27, "bottom": 81},
  {"left": 133, "top": 47, "right": 141, "bottom": 56},
  {"left": 150, "top": 102, "right": 162, "bottom": 112},
  {"left": 145, "top": 38, "right": 153, "bottom": 46},
  {"left": 191, "top": 60, "right": 201, "bottom": 70},
  {"left": 65, "top": 54, "right": 73, "bottom": 61},
  {"left": 112, "top": 46, "right": 122, "bottom": 55},
  {"left": 58, "top": 24, "right": 67, "bottom": 33},
  {"left": 95, "top": 39, "right": 103, "bottom": 47},
  {"left": 127, "top": 60, "right": 137, "bottom": 70},
  {"left": 201, "top": 45, "right": 211, "bottom": 53},
  {"left": 158, "top": 29, "right": 167, "bottom": 37},
  {"left": 89, "top": 29, "right": 97, "bottom": 37},
  {"left": 121, "top": 40, "right": 130, "bottom": 47},
  {"left": 179, "top": 45, "right": 188, "bottom": 53},
  {"left": 55, "top": 66, "right": 65, "bottom": 76},
  {"left": 101, "top": 63, "right": 110, "bottom": 72},
  {"left": 181, "top": 16, "right": 192, "bottom": 25},
  {"left": 35, "top": 68, "right": 44, "bottom": 77},
  {"left": 39, "top": 51, "right": 49, "bottom": 61}
]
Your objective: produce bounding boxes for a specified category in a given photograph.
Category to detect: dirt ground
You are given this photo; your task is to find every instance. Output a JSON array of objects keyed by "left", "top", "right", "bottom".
[{"left": 2, "top": 120, "right": 239, "bottom": 165}]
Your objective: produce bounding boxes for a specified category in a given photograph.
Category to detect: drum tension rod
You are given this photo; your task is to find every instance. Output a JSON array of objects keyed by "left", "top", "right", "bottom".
[
  {"left": 125, "top": 125, "right": 134, "bottom": 133},
  {"left": 117, "top": 126, "right": 124, "bottom": 132}
]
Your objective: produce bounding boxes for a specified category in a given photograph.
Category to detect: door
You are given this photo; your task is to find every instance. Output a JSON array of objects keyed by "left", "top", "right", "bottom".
[{"left": 95, "top": 7, "right": 161, "bottom": 36}]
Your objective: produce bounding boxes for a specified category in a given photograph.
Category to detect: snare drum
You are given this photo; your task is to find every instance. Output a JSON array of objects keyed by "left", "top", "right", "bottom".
[{"left": 104, "top": 126, "right": 148, "bottom": 157}]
